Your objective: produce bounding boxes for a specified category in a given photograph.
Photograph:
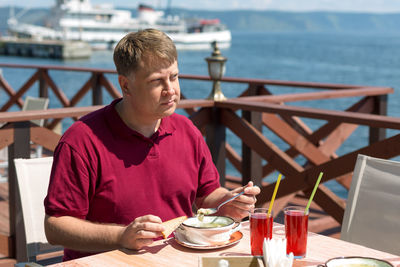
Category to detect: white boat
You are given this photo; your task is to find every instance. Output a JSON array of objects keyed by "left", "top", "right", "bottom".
[{"left": 7, "top": 0, "right": 231, "bottom": 50}]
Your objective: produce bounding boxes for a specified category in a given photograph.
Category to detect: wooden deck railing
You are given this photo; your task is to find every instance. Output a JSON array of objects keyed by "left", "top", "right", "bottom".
[{"left": 1, "top": 63, "right": 399, "bottom": 262}]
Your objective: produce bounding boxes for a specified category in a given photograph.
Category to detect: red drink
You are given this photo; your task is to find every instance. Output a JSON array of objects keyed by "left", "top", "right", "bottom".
[
  {"left": 284, "top": 206, "right": 309, "bottom": 259},
  {"left": 250, "top": 210, "right": 273, "bottom": 256}
]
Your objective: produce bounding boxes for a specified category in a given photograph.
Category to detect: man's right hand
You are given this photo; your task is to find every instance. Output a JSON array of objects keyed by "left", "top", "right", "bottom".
[
  {"left": 118, "top": 215, "right": 165, "bottom": 250},
  {"left": 45, "top": 214, "right": 165, "bottom": 253}
]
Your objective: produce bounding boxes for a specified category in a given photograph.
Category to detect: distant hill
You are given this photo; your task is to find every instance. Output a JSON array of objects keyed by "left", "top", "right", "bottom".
[
  {"left": 169, "top": 9, "right": 400, "bottom": 34},
  {"left": 2, "top": 6, "right": 400, "bottom": 36}
]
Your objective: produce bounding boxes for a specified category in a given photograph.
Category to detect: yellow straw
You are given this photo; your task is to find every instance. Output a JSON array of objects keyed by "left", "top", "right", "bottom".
[
  {"left": 267, "top": 173, "right": 282, "bottom": 216},
  {"left": 304, "top": 172, "right": 324, "bottom": 214}
]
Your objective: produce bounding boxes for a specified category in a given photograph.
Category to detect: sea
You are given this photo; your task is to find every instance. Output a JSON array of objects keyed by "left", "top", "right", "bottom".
[{"left": 1, "top": 31, "right": 400, "bottom": 198}]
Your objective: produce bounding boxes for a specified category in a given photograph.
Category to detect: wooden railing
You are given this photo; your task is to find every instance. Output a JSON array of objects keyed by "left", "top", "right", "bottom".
[{"left": 1, "top": 63, "right": 400, "bottom": 262}]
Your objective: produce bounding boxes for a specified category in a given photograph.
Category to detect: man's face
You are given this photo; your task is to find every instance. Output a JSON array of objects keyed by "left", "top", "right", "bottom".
[{"left": 121, "top": 59, "right": 180, "bottom": 124}]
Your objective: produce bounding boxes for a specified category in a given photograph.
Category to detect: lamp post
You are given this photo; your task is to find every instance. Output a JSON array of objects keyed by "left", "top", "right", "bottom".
[{"left": 205, "top": 41, "right": 227, "bottom": 101}]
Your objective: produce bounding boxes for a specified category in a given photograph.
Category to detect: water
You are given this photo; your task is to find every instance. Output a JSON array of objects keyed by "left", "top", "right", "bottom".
[{"left": 2, "top": 31, "right": 400, "bottom": 198}]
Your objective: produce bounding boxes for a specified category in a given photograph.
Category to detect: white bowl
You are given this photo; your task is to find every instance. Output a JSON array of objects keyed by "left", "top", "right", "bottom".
[
  {"left": 320, "top": 257, "right": 394, "bottom": 267},
  {"left": 177, "top": 216, "right": 241, "bottom": 245}
]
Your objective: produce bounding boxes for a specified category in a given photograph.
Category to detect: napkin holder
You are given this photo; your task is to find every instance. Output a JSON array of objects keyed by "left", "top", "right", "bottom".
[{"left": 263, "top": 238, "right": 294, "bottom": 267}]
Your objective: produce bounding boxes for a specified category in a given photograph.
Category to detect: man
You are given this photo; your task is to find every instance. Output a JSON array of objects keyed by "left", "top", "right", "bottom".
[{"left": 44, "top": 29, "right": 260, "bottom": 261}]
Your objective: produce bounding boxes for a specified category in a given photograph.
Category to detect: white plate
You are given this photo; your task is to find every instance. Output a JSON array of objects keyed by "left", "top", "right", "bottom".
[{"left": 174, "top": 230, "right": 243, "bottom": 250}]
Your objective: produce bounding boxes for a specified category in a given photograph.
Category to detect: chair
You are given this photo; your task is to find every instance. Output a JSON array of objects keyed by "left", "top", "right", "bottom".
[
  {"left": 341, "top": 154, "right": 400, "bottom": 255},
  {"left": 14, "top": 157, "right": 63, "bottom": 265},
  {"left": 22, "top": 96, "right": 49, "bottom": 158},
  {"left": 22, "top": 96, "right": 49, "bottom": 127},
  {"left": 0, "top": 146, "right": 7, "bottom": 183},
  {"left": 0, "top": 97, "right": 49, "bottom": 183}
]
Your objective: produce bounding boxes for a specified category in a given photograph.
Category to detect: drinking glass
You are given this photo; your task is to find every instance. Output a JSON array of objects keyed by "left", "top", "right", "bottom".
[
  {"left": 284, "top": 206, "right": 309, "bottom": 259},
  {"left": 249, "top": 208, "right": 273, "bottom": 256}
]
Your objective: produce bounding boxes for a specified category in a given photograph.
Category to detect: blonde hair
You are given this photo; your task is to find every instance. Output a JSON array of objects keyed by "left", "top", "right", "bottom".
[{"left": 113, "top": 29, "right": 177, "bottom": 77}]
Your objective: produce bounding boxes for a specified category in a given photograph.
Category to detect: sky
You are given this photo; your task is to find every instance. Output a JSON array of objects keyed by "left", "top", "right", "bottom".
[{"left": 2, "top": 0, "right": 400, "bottom": 13}]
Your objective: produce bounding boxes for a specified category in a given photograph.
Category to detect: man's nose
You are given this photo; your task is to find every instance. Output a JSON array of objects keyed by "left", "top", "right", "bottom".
[{"left": 162, "top": 81, "right": 175, "bottom": 96}]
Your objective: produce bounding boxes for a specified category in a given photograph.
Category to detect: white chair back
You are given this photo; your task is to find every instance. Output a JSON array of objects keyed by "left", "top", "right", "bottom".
[
  {"left": 14, "top": 157, "right": 63, "bottom": 262},
  {"left": 22, "top": 96, "right": 50, "bottom": 158},
  {"left": 341, "top": 154, "right": 400, "bottom": 255},
  {"left": 22, "top": 96, "right": 49, "bottom": 127}
]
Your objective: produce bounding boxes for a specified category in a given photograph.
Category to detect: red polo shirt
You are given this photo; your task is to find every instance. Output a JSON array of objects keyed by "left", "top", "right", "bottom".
[{"left": 44, "top": 98, "right": 220, "bottom": 261}]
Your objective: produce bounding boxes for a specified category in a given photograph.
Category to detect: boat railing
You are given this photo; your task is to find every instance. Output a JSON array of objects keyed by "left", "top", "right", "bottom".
[{"left": 1, "top": 63, "right": 400, "bottom": 261}]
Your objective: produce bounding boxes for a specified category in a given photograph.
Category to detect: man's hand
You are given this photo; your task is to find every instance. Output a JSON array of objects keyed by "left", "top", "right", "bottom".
[
  {"left": 220, "top": 181, "right": 260, "bottom": 220},
  {"left": 197, "top": 181, "right": 261, "bottom": 221},
  {"left": 119, "top": 215, "right": 165, "bottom": 250}
]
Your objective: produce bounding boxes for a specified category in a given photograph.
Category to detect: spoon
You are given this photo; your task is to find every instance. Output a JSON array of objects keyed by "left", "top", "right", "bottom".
[{"left": 198, "top": 190, "right": 246, "bottom": 217}]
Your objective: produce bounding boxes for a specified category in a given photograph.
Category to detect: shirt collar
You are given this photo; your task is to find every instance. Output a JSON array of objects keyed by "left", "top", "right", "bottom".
[{"left": 105, "top": 98, "right": 176, "bottom": 140}]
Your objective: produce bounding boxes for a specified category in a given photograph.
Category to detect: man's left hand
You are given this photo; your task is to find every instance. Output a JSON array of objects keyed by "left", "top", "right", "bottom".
[{"left": 219, "top": 181, "right": 260, "bottom": 220}]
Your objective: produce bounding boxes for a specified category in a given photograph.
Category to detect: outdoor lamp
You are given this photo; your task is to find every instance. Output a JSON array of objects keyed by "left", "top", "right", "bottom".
[{"left": 205, "top": 41, "right": 227, "bottom": 101}]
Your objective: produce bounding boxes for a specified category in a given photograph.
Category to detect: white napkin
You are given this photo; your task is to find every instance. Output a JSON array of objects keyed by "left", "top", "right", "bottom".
[{"left": 263, "top": 238, "right": 294, "bottom": 267}]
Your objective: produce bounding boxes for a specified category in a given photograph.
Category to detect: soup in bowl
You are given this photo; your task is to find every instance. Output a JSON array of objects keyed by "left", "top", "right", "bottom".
[{"left": 176, "top": 216, "right": 241, "bottom": 245}]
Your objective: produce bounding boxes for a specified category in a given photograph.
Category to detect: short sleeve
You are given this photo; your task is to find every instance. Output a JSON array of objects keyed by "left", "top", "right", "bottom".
[{"left": 44, "top": 142, "right": 93, "bottom": 219}]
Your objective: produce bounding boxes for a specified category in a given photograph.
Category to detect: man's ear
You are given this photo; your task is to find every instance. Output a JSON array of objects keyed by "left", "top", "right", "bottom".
[{"left": 118, "top": 75, "right": 130, "bottom": 95}]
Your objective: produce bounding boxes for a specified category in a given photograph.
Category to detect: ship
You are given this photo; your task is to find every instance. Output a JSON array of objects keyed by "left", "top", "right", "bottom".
[{"left": 7, "top": 0, "right": 232, "bottom": 50}]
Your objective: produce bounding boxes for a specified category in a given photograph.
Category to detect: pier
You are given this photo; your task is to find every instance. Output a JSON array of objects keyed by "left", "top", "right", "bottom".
[
  {"left": 0, "top": 38, "right": 92, "bottom": 59},
  {"left": 0, "top": 63, "right": 399, "bottom": 265}
]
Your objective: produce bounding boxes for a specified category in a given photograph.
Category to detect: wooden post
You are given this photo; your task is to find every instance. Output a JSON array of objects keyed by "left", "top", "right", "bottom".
[
  {"left": 369, "top": 95, "right": 387, "bottom": 144},
  {"left": 206, "top": 107, "right": 226, "bottom": 186},
  {"left": 242, "top": 111, "right": 262, "bottom": 186},
  {"left": 242, "top": 85, "right": 263, "bottom": 186},
  {"left": 39, "top": 69, "right": 49, "bottom": 128},
  {"left": 39, "top": 69, "right": 49, "bottom": 99},
  {"left": 8, "top": 121, "right": 30, "bottom": 262},
  {"left": 92, "top": 73, "right": 103, "bottom": 105}
]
